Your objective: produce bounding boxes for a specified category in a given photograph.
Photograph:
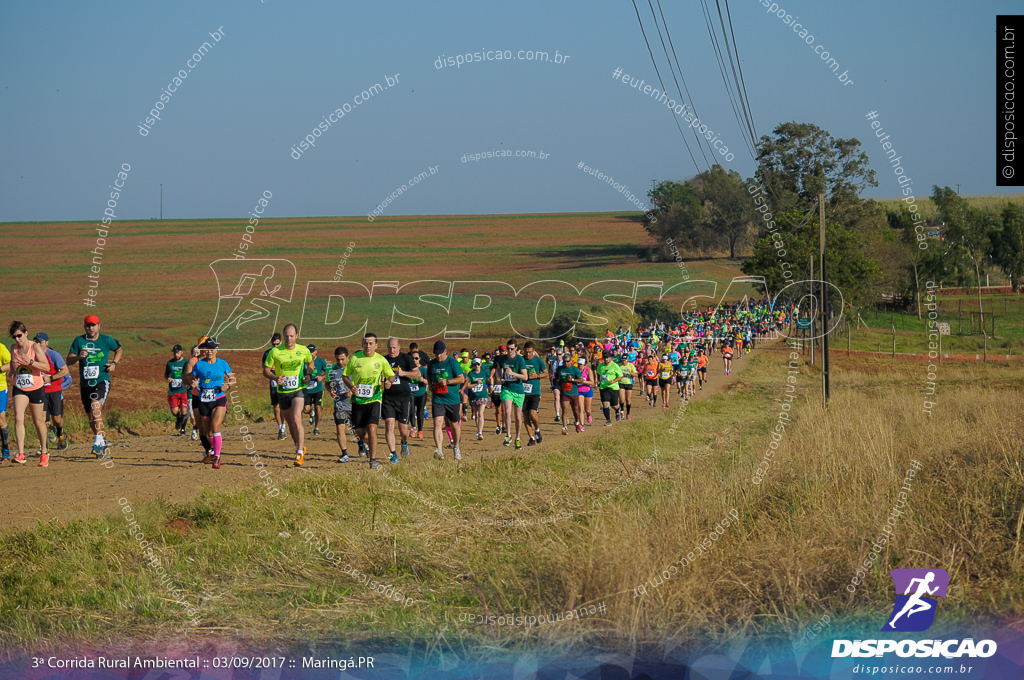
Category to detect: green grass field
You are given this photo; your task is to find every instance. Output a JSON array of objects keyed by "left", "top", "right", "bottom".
[{"left": 2, "top": 351, "right": 1020, "bottom": 658}]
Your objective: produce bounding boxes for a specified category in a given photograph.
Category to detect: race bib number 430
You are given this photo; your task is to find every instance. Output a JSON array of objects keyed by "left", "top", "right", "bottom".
[{"left": 16, "top": 373, "right": 34, "bottom": 389}]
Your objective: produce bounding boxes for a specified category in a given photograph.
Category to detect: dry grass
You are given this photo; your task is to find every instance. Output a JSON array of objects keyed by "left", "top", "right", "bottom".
[{"left": 2, "top": 351, "right": 1022, "bottom": 659}]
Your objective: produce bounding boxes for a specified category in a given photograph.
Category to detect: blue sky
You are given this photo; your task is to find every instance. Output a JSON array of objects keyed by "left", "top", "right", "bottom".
[{"left": 0, "top": 0, "right": 1013, "bottom": 221}]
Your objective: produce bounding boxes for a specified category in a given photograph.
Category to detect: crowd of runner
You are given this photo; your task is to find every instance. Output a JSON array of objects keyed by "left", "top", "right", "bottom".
[{"left": 1, "top": 301, "right": 789, "bottom": 470}]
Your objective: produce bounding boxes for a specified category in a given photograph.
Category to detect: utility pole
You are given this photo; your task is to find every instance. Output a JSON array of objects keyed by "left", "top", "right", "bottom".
[
  {"left": 820, "top": 193, "right": 830, "bottom": 405},
  {"left": 956, "top": 183, "right": 960, "bottom": 196},
  {"left": 809, "top": 255, "right": 815, "bottom": 365},
  {"left": 160, "top": 184, "right": 163, "bottom": 220}
]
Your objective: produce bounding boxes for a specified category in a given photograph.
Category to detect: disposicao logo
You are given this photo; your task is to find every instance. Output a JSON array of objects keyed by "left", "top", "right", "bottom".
[
  {"left": 882, "top": 568, "right": 948, "bottom": 632},
  {"left": 831, "top": 568, "right": 997, "bottom": 659}
]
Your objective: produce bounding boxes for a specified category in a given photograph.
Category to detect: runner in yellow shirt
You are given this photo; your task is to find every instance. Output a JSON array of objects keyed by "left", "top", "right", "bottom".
[
  {"left": 342, "top": 332, "right": 395, "bottom": 469},
  {"left": 262, "top": 323, "right": 315, "bottom": 466}
]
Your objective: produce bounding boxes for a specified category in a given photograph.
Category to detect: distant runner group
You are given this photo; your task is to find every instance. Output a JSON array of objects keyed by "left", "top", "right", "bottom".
[{"left": 3, "top": 301, "right": 788, "bottom": 470}]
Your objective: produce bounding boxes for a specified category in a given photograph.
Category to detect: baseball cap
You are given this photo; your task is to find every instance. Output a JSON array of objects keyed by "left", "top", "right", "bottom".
[
  {"left": 33, "top": 332, "right": 49, "bottom": 342},
  {"left": 577, "top": 357, "right": 586, "bottom": 364},
  {"left": 472, "top": 357, "right": 481, "bottom": 365},
  {"left": 433, "top": 340, "right": 446, "bottom": 354},
  {"left": 199, "top": 337, "right": 220, "bottom": 349},
  {"left": 662, "top": 354, "right": 668, "bottom": 360},
  {"left": 172, "top": 344, "right": 183, "bottom": 352},
  {"left": 307, "top": 344, "right": 317, "bottom": 352},
  {"left": 84, "top": 314, "right": 99, "bottom": 325},
  {"left": 499, "top": 344, "right": 507, "bottom": 350},
  {"left": 460, "top": 351, "right": 469, "bottom": 358}
]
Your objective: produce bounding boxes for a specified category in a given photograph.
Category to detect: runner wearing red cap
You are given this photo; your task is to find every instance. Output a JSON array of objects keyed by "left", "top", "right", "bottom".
[{"left": 66, "top": 314, "right": 122, "bottom": 458}]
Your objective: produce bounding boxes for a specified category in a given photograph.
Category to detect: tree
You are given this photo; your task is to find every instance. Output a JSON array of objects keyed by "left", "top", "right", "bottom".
[
  {"left": 932, "top": 186, "right": 992, "bottom": 318},
  {"left": 991, "top": 203, "right": 1024, "bottom": 291},
  {"left": 755, "top": 121, "right": 877, "bottom": 216},
  {"left": 741, "top": 208, "right": 882, "bottom": 308},
  {"left": 689, "top": 166, "right": 757, "bottom": 258}
]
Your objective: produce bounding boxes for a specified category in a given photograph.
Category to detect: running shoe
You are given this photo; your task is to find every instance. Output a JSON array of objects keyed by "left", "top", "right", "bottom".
[
  {"left": 38, "top": 452, "right": 49, "bottom": 468},
  {"left": 561, "top": 426, "right": 568, "bottom": 435},
  {"left": 535, "top": 432, "right": 543, "bottom": 444},
  {"left": 554, "top": 414, "right": 561, "bottom": 423},
  {"left": 503, "top": 436, "right": 512, "bottom": 447},
  {"left": 527, "top": 437, "right": 536, "bottom": 447},
  {"left": 433, "top": 448, "right": 445, "bottom": 460},
  {"left": 389, "top": 452, "right": 400, "bottom": 465},
  {"left": 2, "top": 448, "right": 10, "bottom": 461},
  {"left": 179, "top": 428, "right": 186, "bottom": 437},
  {"left": 338, "top": 453, "right": 350, "bottom": 463},
  {"left": 277, "top": 428, "right": 287, "bottom": 440},
  {"left": 579, "top": 425, "right": 586, "bottom": 433},
  {"left": 401, "top": 442, "right": 410, "bottom": 457},
  {"left": 294, "top": 448, "right": 305, "bottom": 467},
  {"left": 495, "top": 425, "right": 502, "bottom": 435},
  {"left": 48, "top": 430, "right": 57, "bottom": 444},
  {"left": 308, "top": 415, "right": 315, "bottom": 426},
  {"left": 92, "top": 444, "right": 106, "bottom": 459},
  {"left": 514, "top": 438, "right": 521, "bottom": 450},
  {"left": 14, "top": 452, "right": 26, "bottom": 464},
  {"left": 604, "top": 420, "right": 612, "bottom": 426},
  {"left": 626, "top": 414, "right": 632, "bottom": 420},
  {"left": 476, "top": 432, "right": 483, "bottom": 440},
  {"left": 453, "top": 445, "right": 462, "bottom": 460},
  {"left": 358, "top": 442, "right": 369, "bottom": 457},
  {"left": 369, "top": 459, "right": 381, "bottom": 470},
  {"left": 587, "top": 415, "right": 592, "bottom": 424},
  {"left": 313, "top": 427, "right": 320, "bottom": 435},
  {"left": 191, "top": 428, "right": 199, "bottom": 441},
  {"left": 202, "top": 453, "right": 214, "bottom": 464},
  {"left": 212, "top": 456, "right": 221, "bottom": 470},
  {"left": 410, "top": 427, "right": 418, "bottom": 437},
  {"left": 417, "top": 431, "right": 423, "bottom": 439}
]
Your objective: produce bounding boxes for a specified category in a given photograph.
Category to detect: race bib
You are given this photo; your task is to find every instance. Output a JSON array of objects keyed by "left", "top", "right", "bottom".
[
  {"left": 523, "top": 383, "right": 533, "bottom": 394},
  {"left": 356, "top": 384, "right": 374, "bottom": 399},
  {"left": 201, "top": 388, "right": 218, "bottom": 402},
  {"left": 83, "top": 365, "right": 100, "bottom": 380},
  {"left": 391, "top": 376, "right": 399, "bottom": 385},
  {"left": 270, "top": 379, "right": 277, "bottom": 389},
  {"left": 471, "top": 383, "right": 484, "bottom": 393},
  {"left": 432, "top": 381, "right": 448, "bottom": 395},
  {"left": 170, "top": 378, "right": 182, "bottom": 388},
  {"left": 281, "top": 375, "right": 300, "bottom": 390},
  {"left": 491, "top": 385, "right": 502, "bottom": 395},
  {"left": 15, "top": 373, "right": 34, "bottom": 389},
  {"left": 661, "top": 371, "right": 671, "bottom": 379},
  {"left": 562, "top": 381, "right": 573, "bottom": 392}
]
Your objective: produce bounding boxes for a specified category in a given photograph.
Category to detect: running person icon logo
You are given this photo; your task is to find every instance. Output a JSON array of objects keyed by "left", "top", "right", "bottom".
[
  {"left": 206, "top": 259, "right": 297, "bottom": 350},
  {"left": 881, "top": 568, "right": 949, "bottom": 632}
]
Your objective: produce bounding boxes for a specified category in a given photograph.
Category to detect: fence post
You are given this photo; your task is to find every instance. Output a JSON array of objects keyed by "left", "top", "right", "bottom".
[{"left": 847, "top": 325, "right": 851, "bottom": 357}]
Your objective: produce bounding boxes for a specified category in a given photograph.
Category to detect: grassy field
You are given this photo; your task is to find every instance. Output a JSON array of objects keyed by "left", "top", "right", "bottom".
[
  {"left": 876, "top": 193, "right": 1024, "bottom": 218},
  {"left": 1, "top": 213, "right": 761, "bottom": 360},
  {"left": 2, "top": 349, "right": 1020, "bottom": 660}
]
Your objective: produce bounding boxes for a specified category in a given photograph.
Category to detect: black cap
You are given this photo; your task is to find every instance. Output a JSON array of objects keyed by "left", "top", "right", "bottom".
[
  {"left": 433, "top": 340, "right": 446, "bottom": 354},
  {"left": 172, "top": 344, "right": 183, "bottom": 352},
  {"left": 199, "top": 337, "right": 219, "bottom": 349},
  {"left": 307, "top": 344, "right": 317, "bottom": 352}
]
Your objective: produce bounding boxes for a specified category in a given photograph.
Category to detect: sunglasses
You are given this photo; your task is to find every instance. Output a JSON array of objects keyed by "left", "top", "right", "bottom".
[{"left": 12, "top": 333, "right": 24, "bottom": 339}]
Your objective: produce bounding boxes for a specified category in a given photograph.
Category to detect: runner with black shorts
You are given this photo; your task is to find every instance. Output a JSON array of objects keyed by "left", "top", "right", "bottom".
[
  {"left": 66, "top": 314, "right": 122, "bottom": 459},
  {"left": 36, "top": 332, "right": 70, "bottom": 450},
  {"left": 262, "top": 333, "right": 285, "bottom": 440},
  {"left": 328, "top": 347, "right": 353, "bottom": 462},
  {"left": 427, "top": 340, "right": 465, "bottom": 460},
  {"left": 409, "top": 351, "right": 428, "bottom": 439},
  {"left": 262, "top": 324, "right": 315, "bottom": 466},
  {"left": 521, "top": 341, "right": 547, "bottom": 446},
  {"left": 8, "top": 321, "right": 50, "bottom": 466},
  {"left": 185, "top": 337, "right": 233, "bottom": 469},
  {"left": 382, "top": 338, "right": 417, "bottom": 462},
  {"left": 596, "top": 353, "right": 623, "bottom": 426},
  {"left": 696, "top": 351, "right": 708, "bottom": 390},
  {"left": 464, "top": 357, "right": 490, "bottom": 440},
  {"left": 302, "top": 344, "right": 328, "bottom": 435},
  {"left": 342, "top": 333, "right": 395, "bottom": 469}
]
